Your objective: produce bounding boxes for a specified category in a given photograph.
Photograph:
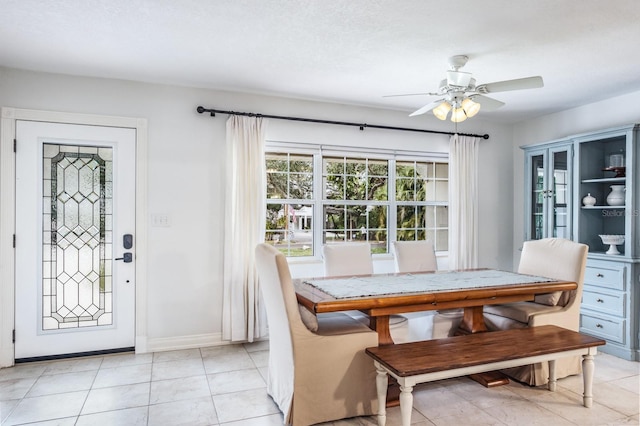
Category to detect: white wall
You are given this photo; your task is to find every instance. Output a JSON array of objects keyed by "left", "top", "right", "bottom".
[
  {"left": 511, "top": 91, "right": 640, "bottom": 265},
  {"left": 0, "top": 66, "right": 514, "bottom": 350}
]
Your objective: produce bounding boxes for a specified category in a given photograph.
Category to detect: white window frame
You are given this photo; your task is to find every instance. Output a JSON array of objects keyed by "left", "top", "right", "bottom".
[{"left": 265, "top": 142, "right": 448, "bottom": 261}]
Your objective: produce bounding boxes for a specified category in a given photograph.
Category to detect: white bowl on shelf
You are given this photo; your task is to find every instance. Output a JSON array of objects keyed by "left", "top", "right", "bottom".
[{"left": 599, "top": 234, "right": 625, "bottom": 255}]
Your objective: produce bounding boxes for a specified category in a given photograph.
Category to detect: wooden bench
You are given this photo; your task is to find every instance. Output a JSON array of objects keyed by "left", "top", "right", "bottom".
[{"left": 365, "top": 325, "right": 606, "bottom": 426}]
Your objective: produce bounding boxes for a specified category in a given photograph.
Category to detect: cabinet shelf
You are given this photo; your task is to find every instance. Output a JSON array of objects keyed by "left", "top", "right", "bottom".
[
  {"left": 581, "top": 177, "right": 626, "bottom": 183},
  {"left": 581, "top": 205, "right": 625, "bottom": 209}
]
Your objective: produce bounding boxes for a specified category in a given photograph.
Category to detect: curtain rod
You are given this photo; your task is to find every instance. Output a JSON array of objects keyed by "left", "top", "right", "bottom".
[{"left": 196, "top": 106, "right": 489, "bottom": 140}]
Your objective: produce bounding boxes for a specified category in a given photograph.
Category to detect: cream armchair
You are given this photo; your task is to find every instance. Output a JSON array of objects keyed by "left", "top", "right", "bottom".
[
  {"left": 483, "top": 238, "right": 589, "bottom": 385},
  {"left": 255, "top": 243, "right": 378, "bottom": 425}
]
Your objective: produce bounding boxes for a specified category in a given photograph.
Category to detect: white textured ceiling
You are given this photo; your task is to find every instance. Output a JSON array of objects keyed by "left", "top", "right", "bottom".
[{"left": 2, "top": 0, "right": 640, "bottom": 123}]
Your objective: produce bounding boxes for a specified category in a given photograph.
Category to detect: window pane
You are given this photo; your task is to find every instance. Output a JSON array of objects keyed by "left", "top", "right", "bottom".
[
  {"left": 266, "top": 172, "right": 287, "bottom": 198},
  {"left": 290, "top": 173, "right": 313, "bottom": 199},
  {"left": 416, "top": 162, "right": 431, "bottom": 179},
  {"left": 435, "top": 181, "right": 448, "bottom": 202},
  {"left": 436, "top": 206, "right": 448, "bottom": 228},
  {"left": 396, "top": 177, "right": 414, "bottom": 201},
  {"left": 266, "top": 153, "right": 313, "bottom": 199},
  {"left": 397, "top": 205, "right": 416, "bottom": 229},
  {"left": 396, "top": 162, "right": 415, "bottom": 178},
  {"left": 368, "top": 159, "right": 388, "bottom": 176},
  {"left": 345, "top": 174, "right": 366, "bottom": 200},
  {"left": 369, "top": 177, "right": 388, "bottom": 201},
  {"left": 290, "top": 154, "right": 313, "bottom": 173},
  {"left": 265, "top": 203, "right": 313, "bottom": 257},
  {"left": 323, "top": 204, "right": 345, "bottom": 242},
  {"left": 345, "top": 158, "right": 365, "bottom": 175},
  {"left": 424, "top": 179, "right": 436, "bottom": 201},
  {"left": 435, "top": 163, "right": 448, "bottom": 179},
  {"left": 324, "top": 175, "right": 344, "bottom": 200}
]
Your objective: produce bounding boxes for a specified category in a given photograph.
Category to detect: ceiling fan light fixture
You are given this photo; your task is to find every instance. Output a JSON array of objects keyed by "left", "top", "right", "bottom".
[
  {"left": 461, "top": 97, "right": 481, "bottom": 118},
  {"left": 432, "top": 101, "right": 451, "bottom": 120},
  {"left": 451, "top": 107, "right": 467, "bottom": 123}
]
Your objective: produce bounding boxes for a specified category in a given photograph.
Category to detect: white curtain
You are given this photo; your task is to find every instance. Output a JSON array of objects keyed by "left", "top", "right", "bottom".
[
  {"left": 222, "top": 115, "right": 268, "bottom": 342},
  {"left": 448, "top": 134, "right": 481, "bottom": 269}
]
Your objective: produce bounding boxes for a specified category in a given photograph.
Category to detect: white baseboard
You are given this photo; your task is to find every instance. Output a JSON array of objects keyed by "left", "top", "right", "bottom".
[{"left": 144, "top": 332, "right": 230, "bottom": 353}]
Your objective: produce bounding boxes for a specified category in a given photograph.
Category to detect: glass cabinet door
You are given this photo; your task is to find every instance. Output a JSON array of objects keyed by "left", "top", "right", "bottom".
[
  {"left": 529, "top": 152, "right": 546, "bottom": 240},
  {"left": 524, "top": 144, "right": 572, "bottom": 241}
]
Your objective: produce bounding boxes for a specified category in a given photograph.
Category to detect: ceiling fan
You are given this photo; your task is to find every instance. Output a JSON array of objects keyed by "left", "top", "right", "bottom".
[{"left": 387, "top": 55, "right": 544, "bottom": 122}]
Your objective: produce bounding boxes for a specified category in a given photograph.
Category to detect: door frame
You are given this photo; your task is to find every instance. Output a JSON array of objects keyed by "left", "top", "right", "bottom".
[{"left": 0, "top": 107, "right": 148, "bottom": 367}]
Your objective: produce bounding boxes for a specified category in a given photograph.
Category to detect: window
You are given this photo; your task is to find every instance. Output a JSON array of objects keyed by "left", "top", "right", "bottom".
[
  {"left": 396, "top": 160, "right": 449, "bottom": 251},
  {"left": 265, "top": 147, "right": 448, "bottom": 257},
  {"left": 265, "top": 152, "right": 314, "bottom": 257},
  {"left": 323, "top": 156, "right": 389, "bottom": 254}
]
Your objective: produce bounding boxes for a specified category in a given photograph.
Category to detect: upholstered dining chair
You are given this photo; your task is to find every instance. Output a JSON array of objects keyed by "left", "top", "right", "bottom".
[
  {"left": 322, "top": 242, "right": 373, "bottom": 277},
  {"left": 392, "top": 240, "right": 438, "bottom": 273},
  {"left": 255, "top": 243, "right": 378, "bottom": 425},
  {"left": 322, "top": 242, "right": 409, "bottom": 340},
  {"left": 392, "top": 240, "right": 462, "bottom": 339},
  {"left": 483, "top": 237, "right": 589, "bottom": 385}
]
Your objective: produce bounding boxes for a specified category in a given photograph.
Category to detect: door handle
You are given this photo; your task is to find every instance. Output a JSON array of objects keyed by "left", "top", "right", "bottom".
[{"left": 115, "top": 253, "right": 133, "bottom": 263}]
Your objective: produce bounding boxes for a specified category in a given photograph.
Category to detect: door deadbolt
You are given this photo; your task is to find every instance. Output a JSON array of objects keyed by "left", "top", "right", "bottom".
[{"left": 123, "top": 234, "right": 133, "bottom": 249}]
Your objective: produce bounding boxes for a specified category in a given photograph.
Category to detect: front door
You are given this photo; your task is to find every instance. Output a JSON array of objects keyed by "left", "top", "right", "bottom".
[{"left": 15, "top": 120, "right": 136, "bottom": 359}]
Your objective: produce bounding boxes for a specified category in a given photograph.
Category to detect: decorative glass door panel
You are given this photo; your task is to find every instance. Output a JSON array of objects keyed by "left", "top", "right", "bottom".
[
  {"left": 15, "top": 120, "right": 135, "bottom": 359},
  {"left": 43, "top": 144, "right": 113, "bottom": 330}
]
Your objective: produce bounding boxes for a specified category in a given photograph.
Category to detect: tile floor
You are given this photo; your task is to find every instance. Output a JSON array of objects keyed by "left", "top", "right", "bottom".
[{"left": 0, "top": 340, "right": 638, "bottom": 426}]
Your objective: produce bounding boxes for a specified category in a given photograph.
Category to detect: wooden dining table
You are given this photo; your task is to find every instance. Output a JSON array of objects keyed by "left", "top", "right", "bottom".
[
  {"left": 294, "top": 268, "right": 577, "bottom": 346},
  {"left": 295, "top": 268, "right": 577, "bottom": 393}
]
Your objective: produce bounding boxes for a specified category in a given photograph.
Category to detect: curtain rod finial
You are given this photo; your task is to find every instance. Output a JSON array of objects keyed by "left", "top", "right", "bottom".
[{"left": 196, "top": 106, "right": 215, "bottom": 117}]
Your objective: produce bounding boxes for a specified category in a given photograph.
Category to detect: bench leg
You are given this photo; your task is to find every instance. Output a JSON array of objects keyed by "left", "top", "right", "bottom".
[
  {"left": 582, "top": 350, "right": 595, "bottom": 408},
  {"left": 374, "top": 362, "right": 388, "bottom": 426},
  {"left": 399, "top": 383, "right": 413, "bottom": 426},
  {"left": 548, "top": 359, "right": 557, "bottom": 392}
]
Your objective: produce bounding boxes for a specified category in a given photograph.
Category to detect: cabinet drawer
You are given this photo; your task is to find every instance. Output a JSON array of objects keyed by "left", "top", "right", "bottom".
[
  {"left": 580, "top": 313, "right": 625, "bottom": 344},
  {"left": 584, "top": 265, "right": 625, "bottom": 290},
  {"left": 581, "top": 290, "right": 625, "bottom": 317}
]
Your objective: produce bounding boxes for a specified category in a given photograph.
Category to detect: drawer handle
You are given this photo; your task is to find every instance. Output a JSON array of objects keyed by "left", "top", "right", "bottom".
[
  {"left": 596, "top": 273, "right": 604, "bottom": 278},
  {"left": 596, "top": 298, "right": 604, "bottom": 303},
  {"left": 596, "top": 323, "right": 603, "bottom": 328}
]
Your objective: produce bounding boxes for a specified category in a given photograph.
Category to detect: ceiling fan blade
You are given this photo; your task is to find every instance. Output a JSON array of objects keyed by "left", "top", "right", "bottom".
[
  {"left": 477, "top": 76, "right": 543, "bottom": 93},
  {"left": 470, "top": 95, "right": 505, "bottom": 111},
  {"left": 409, "top": 99, "right": 444, "bottom": 117},
  {"left": 383, "top": 92, "right": 436, "bottom": 98}
]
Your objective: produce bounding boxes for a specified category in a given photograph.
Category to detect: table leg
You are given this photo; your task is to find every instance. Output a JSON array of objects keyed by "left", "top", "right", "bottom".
[
  {"left": 582, "top": 350, "right": 595, "bottom": 408},
  {"left": 374, "top": 362, "right": 388, "bottom": 426},
  {"left": 458, "top": 306, "right": 489, "bottom": 334},
  {"left": 370, "top": 315, "right": 394, "bottom": 345},
  {"left": 548, "top": 359, "right": 557, "bottom": 392},
  {"left": 456, "top": 306, "right": 510, "bottom": 388},
  {"left": 368, "top": 315, "right": 400, "bottom": 406},
  {"left": 399, "top": 383, "right": 413, "bottom": 426}
]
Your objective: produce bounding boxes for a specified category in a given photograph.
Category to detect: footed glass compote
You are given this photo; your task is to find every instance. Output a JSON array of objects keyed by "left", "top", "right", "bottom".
[{"left": 599, "top": 235, "right": 625, "bottom": 255}]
